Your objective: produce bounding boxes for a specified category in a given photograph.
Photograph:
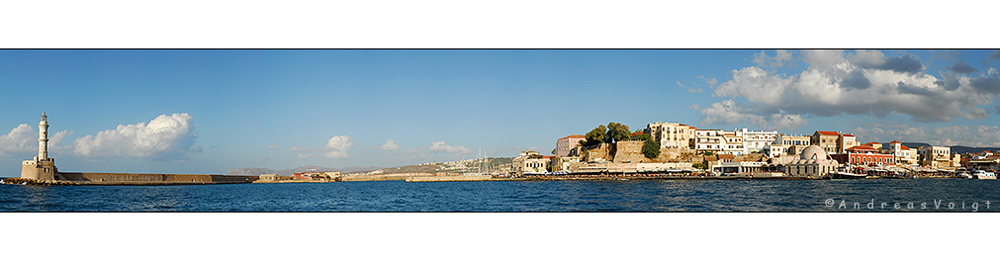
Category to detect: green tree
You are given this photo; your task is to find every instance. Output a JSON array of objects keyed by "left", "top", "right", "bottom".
[
  {"left": 583, "top": 125, "right": 607, "bottom": 146},
  {"left": 605, "top": 122, "right": 631, "bottom": 143},
  {"left": 692, "top": 163, "right": 707, "bottom": 169},
  {"left": 642, "top": 139, "right": 661, "bottom": 159}
]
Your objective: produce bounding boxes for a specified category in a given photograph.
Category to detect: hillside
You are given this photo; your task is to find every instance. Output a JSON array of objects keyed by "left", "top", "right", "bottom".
[
  {"left": 227, "top": 165, "right": 382, "bottom": 175},
  {"left": 899, "top": 142, "right": 999, "bottom": 154}
]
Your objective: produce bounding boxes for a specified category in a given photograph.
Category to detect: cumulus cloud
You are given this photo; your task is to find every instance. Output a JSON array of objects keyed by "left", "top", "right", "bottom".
[
  {"left": 706, "top": 50, "right": 1000, "bottom": 124},
  {"left": 852, "top": 124, "right": 1000, "bottom": 147},
  {"left": 850, "top": 125, "right": 927, "bottom": 143},
  {"left": 267, "top": 144, "right": 279, "bottom": 149},
  {"left": 990, "top": 50, "right": 1000, "bottom": 60},
  {"left": 689, "top": 104, "right": 700, "bottom": 111},
  {"left": 700, "top": 99, "right": 808, "bottom": 130},
  {"left": 380, "top": 139, "right": 399, "bottom": 151},
  {"left": 324, "top": 135, "right": 353, "bottom": 158},
  {"left": 752, "top": 50, "right": 794, "bottom": 71},
  {"left": 428, "top": 141, "right": 472, "bottom": 155},
  {"left": 298, "top": 153, "right": 316, "bottom": 159},
  {"left": 72, "top": 113, "right": 200, "bottom": 160},
  {"left": 0, "top": 124, "right": 36, "bottom": 157},
  {"left": 948, "top": 62, "right": 977, "bottom": 74},
  {"left": 0, "top": 124, "right": 73, "bottom": 158}
]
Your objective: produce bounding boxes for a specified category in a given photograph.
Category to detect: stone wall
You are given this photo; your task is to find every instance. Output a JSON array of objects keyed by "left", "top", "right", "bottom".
[
  {"left": 58, "top": 172, "right": 257, "bottom": 184},
  {"left": 613, "top": 140, "right": 646, "bottom": 163}
]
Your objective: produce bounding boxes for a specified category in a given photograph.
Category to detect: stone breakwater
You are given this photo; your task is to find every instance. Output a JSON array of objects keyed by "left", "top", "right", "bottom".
[{"left": 3, "top": 172, "right": 259, "bottom": 186}]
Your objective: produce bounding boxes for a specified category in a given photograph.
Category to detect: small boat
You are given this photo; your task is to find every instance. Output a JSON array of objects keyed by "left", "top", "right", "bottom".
[
  {"left": 972, "top": 170, "right": 997, "bottom": 180},
  {"left": 958, "top": 172, "right": 973, "bottom": 179},
  {"left": 830, "top": 171, "right": 867, "bottom": 179}
]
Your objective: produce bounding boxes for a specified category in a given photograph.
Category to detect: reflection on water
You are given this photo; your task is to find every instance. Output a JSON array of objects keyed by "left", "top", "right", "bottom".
[{"left": 1, "top": 179, "right": 998, "bottom": 212}]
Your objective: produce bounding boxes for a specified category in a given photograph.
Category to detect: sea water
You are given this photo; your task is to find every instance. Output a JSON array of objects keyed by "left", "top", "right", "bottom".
[{"left": 1, "top": 179, "right": 997, "bottom": 212}]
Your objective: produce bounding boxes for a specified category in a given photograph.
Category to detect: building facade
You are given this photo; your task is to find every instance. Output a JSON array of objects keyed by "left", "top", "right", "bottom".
[
  {"left": 512, "top": 151, "right": 553, "bottom": 175},
  {"left": 918, "top": 145, "right": 952, "bottom": 168},
  {"left": 646, "top": 122, "right": 695, "bottom": 150},
  {"left": 555, "top": 135, "right": 586, "bottom": 157},
  {"left": 811, "top": 131, "right": 840, "bottom": 154},
  {"left": 836, "top": 134, "right": 858, "bottom": 154},
  {"left": 784, "top": 145, "right": 841, "bottom": 177},
  {"left": 882, "top": 141, "right": 917, "bottom": 165},
  {"left": 740, "top": 128, "right": 778, "bottom": 154}
]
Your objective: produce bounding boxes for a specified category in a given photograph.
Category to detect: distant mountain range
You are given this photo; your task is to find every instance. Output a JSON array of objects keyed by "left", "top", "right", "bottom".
[
  {"left": 899, "top": 142, "right": 1000, "bottom": 154},
  {"left": 227, "top": 165, "right": 382, "bottom": 175}
]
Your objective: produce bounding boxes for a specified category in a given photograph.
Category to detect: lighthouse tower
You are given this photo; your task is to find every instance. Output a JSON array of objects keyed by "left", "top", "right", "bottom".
[{"left": 21, "top": 112, "right": 58, "bottom": 181}]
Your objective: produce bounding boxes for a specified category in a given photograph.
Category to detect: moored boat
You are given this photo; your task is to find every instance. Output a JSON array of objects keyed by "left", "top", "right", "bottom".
[{"left": 972, "top": 170, "right": 997, "bottom": 180}]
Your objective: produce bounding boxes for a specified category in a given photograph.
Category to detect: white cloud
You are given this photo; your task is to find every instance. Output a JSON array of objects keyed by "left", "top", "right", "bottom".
[
  {"left": 324, "top": 135, "right": 353, "bottom": 158},
  {"left": 380, "top": 139, "right": 399, "bottom": 151},
  {"left": 267, "top": 144, "right": 279, "bottom": 149},
  {"left": 298, "top": 153, "right": 316, "bottom": 159},
  {"left": 72, "top": 113, "right": 200, "bottom": 160},
  {"left": 708, "top": 50, "right": 1000, "bottom": 124},
  {"left": 290, "top": 146, "right": 311, "bottom": 152},
  {"left": 428, "top": 141, "right": 472, "bottom": 155},
  {"left": 751, "top": 50, "right": 794, "bottom": 70},
  {"left": 0, "top": 124, "right": 36, "bottom": 157},
  {"left": 850, "top": 125, "right": 927, "bottom": 143},
  {"left": 689, "top": 104, "right": 700, "bottom": 111},
  {"left": 700, "top": 99, "right": 808, "bottom": 131}
]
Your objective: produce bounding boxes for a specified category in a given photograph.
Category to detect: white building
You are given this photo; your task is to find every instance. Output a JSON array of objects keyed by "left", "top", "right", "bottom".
[
  {"left": 882, "top": 141, "right": 917, "bottom": 165},
  {"left": 646, "top": 122, "right": 696, "bottom": 150},
  {"left": 511, "top": 151, "right": 553, "bottom": 175},
  {"left": 739, "top": 128, "right": 778, "bottom": 154}
]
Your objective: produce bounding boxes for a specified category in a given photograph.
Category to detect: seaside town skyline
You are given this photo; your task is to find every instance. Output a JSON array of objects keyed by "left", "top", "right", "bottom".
[{"left": 2, "top": 50, "right": 1000, "bottom": 175}]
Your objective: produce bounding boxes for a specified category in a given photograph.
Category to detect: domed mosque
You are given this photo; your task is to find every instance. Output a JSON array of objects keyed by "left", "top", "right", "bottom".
[{"left": 784, "top": 145, "right": 840, "bottom": 177}]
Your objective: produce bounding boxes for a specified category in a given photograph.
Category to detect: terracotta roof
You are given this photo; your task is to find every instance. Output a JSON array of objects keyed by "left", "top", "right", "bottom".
[
  {"left": 889, "top": 140, "right": 901, "bottom": 144},
  {"left": 841, "top": 134, "right": 854, "bottom": 137},
  {"left": 718, "top": 154, "right": 735, "bottom": 160},
  {"left": 542, "top": 155, "right": 555, "bottom": 159},
  {"left": 559, "top": 135, "right": 586, "bottom": 140},
  {"left": 846, "top": 145, "right": 877, "bottom": 151},
  {"left": 816, "top": 130, "right": 839, "bottom": 136},
  {"left": 900, "top": 145, "right": 911, "bottom": 150}
]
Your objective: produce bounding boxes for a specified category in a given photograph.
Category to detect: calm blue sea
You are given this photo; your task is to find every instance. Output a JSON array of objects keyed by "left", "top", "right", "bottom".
[{"left": 1, "top": 179, "right": 998, "bottom": 212}]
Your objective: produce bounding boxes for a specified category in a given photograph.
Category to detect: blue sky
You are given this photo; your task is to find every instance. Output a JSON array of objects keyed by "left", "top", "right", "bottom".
[{"left": 2, "top": 50, "right": 1000, "bottom": 175}]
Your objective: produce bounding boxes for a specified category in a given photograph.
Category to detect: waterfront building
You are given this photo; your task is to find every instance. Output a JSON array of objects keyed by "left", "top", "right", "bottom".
[
  {"left": 555, "top": 135, "right": 586, "bottom": 157},
  {"left": 646, "top": 122, "right": 696, "bottom": 150},
  {"left": 863, "top": 142, "right": 882, "bottom": 151},
  {"left": 740, "top": 128, "right": 778, "bottom": 154},
  {"left": 830, "top": 145, "right": 895, "bottom": 166},
  {"left": 918, "top": 145, "right": 952, "bottom": 168},
  {"left": 882, "top": 141, "right": 917, "bottom": 165},
  {"left": 770, "top": 134, "right": 811, "bottom": 156},
  {"left": 511, "top": 151, "right": 553, "bottom": 175},
  {"left": 951, "top": 153, "right": 962, "bottom": 168},
  {"left": 836, "top": 134, "right": 858, "bottom": 154},
  {"left": 550, "top": 156, "right": 583, "bottom": 172},
  {"left": 712, "top": 161, "right": 768, "bottom": 174},
  {"left": 784, "top": 145, "right": 840, "bottom": 177},
  {"left": 259, "top": 174, "right": 280, "bottom": 182},
  {"left": 694, "top": 129, "right": 744, "bottom": 155},
  {"left": 21, "top": 112, "right": 60, "bottom": 181},
  {"left": 966, "top": 156, "right": 999, "bottom": 171},
  {"left": 721, "top": 131, "right": 744, "bottom": 155},
  {"left": 704, "top": 154, "right": 736, "bottom": 170},
  {"left": 811, "top": 131, "right": 840, "bottom": 154}
]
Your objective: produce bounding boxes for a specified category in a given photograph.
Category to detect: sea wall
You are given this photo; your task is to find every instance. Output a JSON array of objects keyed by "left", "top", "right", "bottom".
[
  {"left": 406, "top": 175, "right": 494, "bottom": 182},
  {"left": 58, "top": 172, "right": 258, "bottom": 185}
]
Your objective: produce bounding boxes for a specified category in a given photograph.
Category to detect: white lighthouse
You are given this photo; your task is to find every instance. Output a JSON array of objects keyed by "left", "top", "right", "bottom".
[
  {"left": 38, "top": 111, "right": 49, "bottom": 161},
  {"left": 21, "top": 112, "right": 58, "bottom": 181}
]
